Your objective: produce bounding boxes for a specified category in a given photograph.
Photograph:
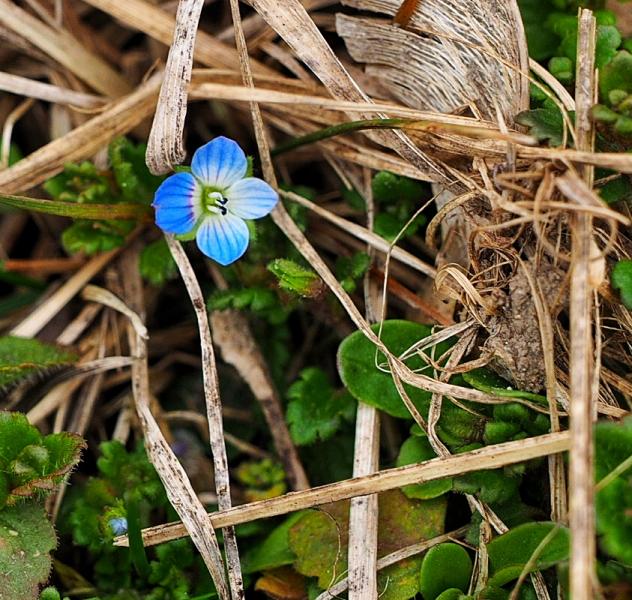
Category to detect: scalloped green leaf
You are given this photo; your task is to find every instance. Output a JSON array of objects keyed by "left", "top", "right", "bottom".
[
  {"left": 0, "top": 336, "right": 77, "bottom": 388},
  {"left": 0, "top": 499, "right": 57, "bottom": 600}
]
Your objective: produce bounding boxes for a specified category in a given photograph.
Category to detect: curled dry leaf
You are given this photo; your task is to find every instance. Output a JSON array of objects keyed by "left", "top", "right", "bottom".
[{"left": 336, "top": 0, "right": 529, "bottom": 122}]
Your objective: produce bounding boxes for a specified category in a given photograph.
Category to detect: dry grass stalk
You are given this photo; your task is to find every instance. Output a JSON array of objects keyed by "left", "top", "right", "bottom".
[
  {"left": 165, "top": 237, "right": 244, "bottom": 599},
  {"left": 146, "top": 0, "right": 205, "bottom": 174},
  {"left": 0, "top": 71, "right": 104, "bottom": 108},
  {"left": 0, "top": 0, "right": 131, "bottom": 97},
  {"left": 210, "top": 308, "right": 310, "bottom": 491},
  {"left": 568, "top": 10, "right": 598, "bottom": 599},
  {"left": 0, "top": 75, "right": 161, "bottom": 194},
  {"left": 248, "top": 0, "right": 444, "bottom": 181},
  {"left": 10, "top": 250, "right": 120, "bottom": 338},
  {"left": 347, "top": 172, "right": 380, "bottom": 599},
  {"left": 81, "top": 0, "right": 254, "bottom": 72},
  {"left": 282, "top": 189, "right": 437, "bottom": 277},
  {"left": 119, "top": 245, "right": 231, "bottom": 599},
  {"left": 115, "top": 431, "right": 571, "bottom": 548}
]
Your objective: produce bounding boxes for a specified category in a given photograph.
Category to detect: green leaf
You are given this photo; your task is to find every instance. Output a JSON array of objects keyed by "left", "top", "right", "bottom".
[
  {"left": 267, "top": 259, "right": 324, "bottom": 298},
  {"left": 518, "top": 0, "right": 561, "bottom": 60},
  {"left": 487, "top": 522, "right": 570, "bottom": 586},
  {"left": 336, "top": 252, "right": 370, "bottom": 293},
  {"left": 289, "top": 490, "right": 446, "bottom": 600},
  {"left": 612, "top": 259, "right": 632, "bottom": 309},
  {"left": 109, "top": 137, "right": 163, "bottom": 204},
  {"left": 0, "top": 412, "right": 40, "bottom": 467},
  {"left": 601, "top": 51, "right": 632, "bottom": 99},
  {"left": 0, "top": 337, "right": 77, "bottom": 389},
  {"left": 515, "top": 108, "right": 564, "bottom": 147},
  {"left": 462, "top": 368, "right": 547, "bottom": 404},
  {"left": 337, "top": 320, "right": 453, "bottom": 419},
  {"left": 435, "top": 590, "right": 466, "bottom": 600},
  {"left": 396, "top": 436, "right": 452, "bottom": 499},
  {"left": 0, "top": 499, "right": 57, "bottom": 600},
  {"left": 0, "top": 192, "right": 148, "bottom": 220},
  {"left": 139, "top": 239, "right": 177, "bottom": 286},
  {"left": 372, "top": 171, "right": 425, "bottom": 205},
  {"left": 0, "top": 413, "right": 84, "bottom": 506},
  {"left": 62, "top": 220, "right": 133, "bottom": 255},
  {"left": 419, "top": 543, "right": 473, "bottom": 600},
  {"left": 595, "top": 418, "right": 632, "bottom": 564},
  {"left": 242, "top": 513, "right": 303, "bottom": 574},
  {"left": 286, "top": 367, "right": 356, "bottom": 446}
]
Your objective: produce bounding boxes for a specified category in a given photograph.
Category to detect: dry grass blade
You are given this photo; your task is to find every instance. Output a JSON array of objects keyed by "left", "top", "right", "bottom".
[
  {"left": 165, "top": 237, "right": 244, "bottom": 600},
  {"left": 567, "top": 11, "right": 598, "bottom": 599},
  {"left": 210, "top": 308, "right": 310, "bottom": 491},
  {"left": 115, "top": 431, "right": 571, "bottom": 548},
  {"left": 0, "top": 72, "right": 104, "bottom": 108},
  {"left": 10, "top": 250, "right": 120, "bottom": 338},
  {"left": 82, "top": 0, "right": 252, "bottom": 71},
  {"left": 146, "top": 0, "right": 205, "bottom": 174},
  {"left": 0, "top": 0, "right": 131, "bottom": 97},
  {"left": 0, "top": 75, "right": 161, "bottom": 194},
  {"left": 120, "top": 246, "right": 231, "bottom": 600},
  {"left": 248, "top": 0, "right": 444, "bottom": 181},
  {"left": 282, "top": 189, "right": 437, "bottom": 277}
]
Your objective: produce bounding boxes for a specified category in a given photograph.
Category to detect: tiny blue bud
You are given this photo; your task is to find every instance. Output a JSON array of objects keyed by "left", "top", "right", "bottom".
[{"left": 108, "top": 517, "right": 128, "bottom": 536}]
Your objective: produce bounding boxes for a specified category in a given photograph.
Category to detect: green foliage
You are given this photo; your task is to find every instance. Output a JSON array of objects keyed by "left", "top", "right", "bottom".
[
  {"left": 371, "top": 171, "right": 429, "bottom": 242},
  {"left": 595, "top": 418, "right": 632, "bottom": 565},
  {"left": 0, "top": 335, "right": 77, "bottom": 389},
  {"left": 235, "top": 458, "right": 287, "bottom": 501},
  {"left": 286, "top": 367, "right": 356, "bottom": 445},
  {"left": 242, "top": 513, "right": 303, "bottom": 574},
  {"left": 0, "top": 412, "right": 84, "bottom": 508},
  {"left": 515, "top": 108, "right": 565, "bottom": 147},
  {"left": 611, "top": 259, "right": 632, "bottom": 309},
  {"left": 335, "top": 252, "right": 370, "bottom": 293},
  {"left": 63, "top": 441, "right": 209, "bottom": 599},
  {"left": 337, "top": 320, "right": 453, "bottom": 419},
  {"left": 267, "top": 258, "right": 324, "bottom": 298},
  {"left": 418, "top": 543, "right": 473, "bottom": 600},
  {"left": 462, "top": 368, "right": 547, "bottom": 405},
  {"left": 139, "top": 239, "right": 177, "bottom": 285},
  {"left": 208, "top": 286, "right": 287, "bottom": 325},
  {"left": 0, "top": 500, "right": 58, "bottom": 600},
  {"left": 486, "top": 522, "right": 570, "bottom": 586},
  {"left": 396, "top": 435, "right": 452, "bottom": 499},
  {"left": 288, "top": 490, "right": 446, "bottom": 599},
  {"left": 44, "top": 138, "right": 161, "bottom": 255}
]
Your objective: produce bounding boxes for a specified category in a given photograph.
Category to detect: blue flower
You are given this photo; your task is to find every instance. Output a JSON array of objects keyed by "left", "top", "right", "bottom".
[
  {"left": 108, "top": 517, "right": 128, "bottom": 536},
  {"left": 152, "top": 136, "right": 278, "bottom": 265}
]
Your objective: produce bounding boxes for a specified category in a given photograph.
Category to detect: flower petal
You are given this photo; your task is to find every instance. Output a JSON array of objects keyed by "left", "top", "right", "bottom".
[
  {"left": 191, "top": 136, "right": 247, "bottom": 189},
  {"left": 152, "top": 172, "right": 202, "bottom": 234},
  {"left": 225, "top": 177, "right": 279, "bottom": 219},
  {"left": 195, "top": 213, "right": 250, "bottom": 266}
]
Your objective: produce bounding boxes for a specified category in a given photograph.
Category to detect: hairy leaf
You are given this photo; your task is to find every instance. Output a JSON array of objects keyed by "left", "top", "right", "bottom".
[{"left": 286, "top": 367, "right": 356, "bottom": 445}]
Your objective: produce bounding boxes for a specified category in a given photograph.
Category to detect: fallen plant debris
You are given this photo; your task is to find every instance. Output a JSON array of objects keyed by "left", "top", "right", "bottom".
[{"left": 0, "top": 0, "right": 631, "bottom": 599}]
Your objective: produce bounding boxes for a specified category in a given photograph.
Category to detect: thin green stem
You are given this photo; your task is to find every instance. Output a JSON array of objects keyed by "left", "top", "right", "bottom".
[
  {"left": 125, "top": 494, "right": 151, "bottom": 579},
  {"left": 271, "top": 118, "right": 410, "bottom": 157},
  {"left": 0, "top": 193, "right": 151, "bottom": 220}
]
